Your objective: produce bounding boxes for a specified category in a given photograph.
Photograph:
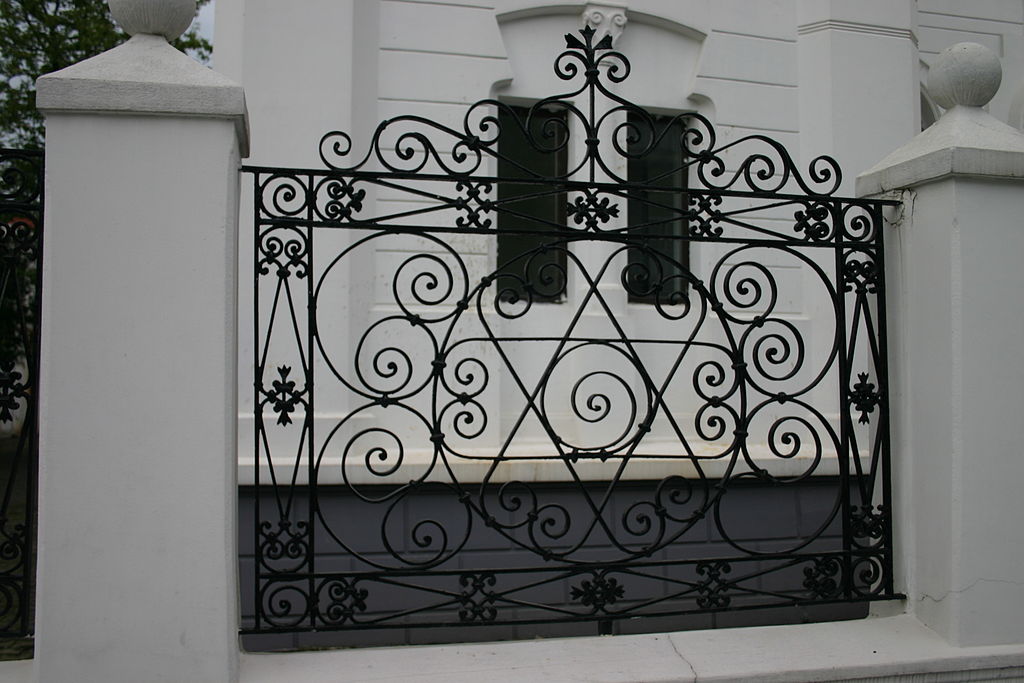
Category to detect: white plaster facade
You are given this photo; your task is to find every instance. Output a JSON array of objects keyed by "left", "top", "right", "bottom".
[
  {"left": 211, "top": 0, "right": 1024, "bottom": 487},
  {"left": 213, "top": 0, "right": 1024, "bottom": 177}
]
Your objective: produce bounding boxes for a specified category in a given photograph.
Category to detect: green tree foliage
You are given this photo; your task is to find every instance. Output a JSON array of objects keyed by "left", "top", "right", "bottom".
[{"left": 0, "top": 0, "right": 211, "bottom": 148}]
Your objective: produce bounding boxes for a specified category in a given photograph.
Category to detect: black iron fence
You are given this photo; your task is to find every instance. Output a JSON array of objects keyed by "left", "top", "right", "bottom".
[
  {"left": 0, "top": 149, "right": 42, "bottom": 639},
  {"left": 244, "top": 28, "right": 899, "bottom": 644}
]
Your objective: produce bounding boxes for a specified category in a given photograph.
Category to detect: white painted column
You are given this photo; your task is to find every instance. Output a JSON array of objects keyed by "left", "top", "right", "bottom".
[
  {"left": 33, "top": 0, "right": 248, "bottom": 681},
  {"left": 797, "top": 0, "right": 919, "bottom": 191},
  {"left": 858, "top": 43, "right": 1024, "bottom": 647}
]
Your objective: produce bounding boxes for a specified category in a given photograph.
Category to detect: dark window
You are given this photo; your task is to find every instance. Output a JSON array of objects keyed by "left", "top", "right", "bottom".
[
  {"left": 626, "top": 113, "right": 689, "bottom": 304},
  {"left": 496, "top": 105, "right": 567, "bottom": 303}
]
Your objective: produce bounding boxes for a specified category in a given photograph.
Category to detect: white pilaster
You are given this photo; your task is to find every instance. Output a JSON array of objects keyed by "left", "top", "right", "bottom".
[
  {"left": 798, "top": 0, "right": 919, "bottom": 192},
  {"left": 33, "top": 0, "right": 248, "bottom": 680},
  {"left": 859, "top": 42, "right": 1024, "bottom": 647}
]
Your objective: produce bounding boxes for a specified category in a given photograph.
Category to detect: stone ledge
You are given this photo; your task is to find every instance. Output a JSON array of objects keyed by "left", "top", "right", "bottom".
[{"left": 235, "top": 613, "right": 1024, "bottom": 683}]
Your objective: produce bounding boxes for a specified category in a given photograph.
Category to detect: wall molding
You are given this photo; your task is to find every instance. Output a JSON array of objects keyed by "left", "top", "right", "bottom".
[{"left": 798, "top": 19, "right": 918, "bottom": 46}]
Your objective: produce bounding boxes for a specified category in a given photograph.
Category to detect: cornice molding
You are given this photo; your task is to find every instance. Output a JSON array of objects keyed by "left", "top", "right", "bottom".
[{"left": 798, "top": 19, "right": 917, "bottom": 46}]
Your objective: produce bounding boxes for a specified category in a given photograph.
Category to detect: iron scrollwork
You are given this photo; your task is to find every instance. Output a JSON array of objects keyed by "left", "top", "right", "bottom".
[
  {"left": 246, "top": 28, "right": 898, "bottom": 639},
  {"left": 317, "top": 25, "right": 841, "bottom": 199}
]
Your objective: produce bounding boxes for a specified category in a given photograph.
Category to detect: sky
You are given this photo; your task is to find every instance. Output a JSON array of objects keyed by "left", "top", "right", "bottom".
[{"left": 195, "top": 1, "right": 216, "bottom": 46}]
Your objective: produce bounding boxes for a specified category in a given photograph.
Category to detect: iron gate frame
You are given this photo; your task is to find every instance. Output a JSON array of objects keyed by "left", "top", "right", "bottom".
[
  {"left": 0, "top": 148, "right": 43, "bottom": 639},
  {"left": 243, "top": 27, "right": 901, "bottom": 640}
]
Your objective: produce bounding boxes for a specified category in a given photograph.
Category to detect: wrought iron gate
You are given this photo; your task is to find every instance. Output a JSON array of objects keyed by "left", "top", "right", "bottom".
[
  {"left": 0, "top": 149, "right": 42, "bottom": 639},
  {"left": 244, "top": 28, "right": 899, "bottom": 641}
]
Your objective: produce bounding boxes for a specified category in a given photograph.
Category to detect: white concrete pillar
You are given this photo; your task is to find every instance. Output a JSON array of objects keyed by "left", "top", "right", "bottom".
[
  {"left": 858, "top": 43, "right": 1024, "bottom": 647},
  {"left": 33, "top": 0, "right": 248, "bottom": 680}
]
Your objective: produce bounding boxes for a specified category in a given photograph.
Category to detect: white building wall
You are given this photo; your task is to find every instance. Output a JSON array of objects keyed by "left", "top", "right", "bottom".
[
  {"left": 215, "top": 1, "right": 1024, "bottom": 167},
  {"left": 219, "top": 0, "right": 1024, "bottom": 485}
]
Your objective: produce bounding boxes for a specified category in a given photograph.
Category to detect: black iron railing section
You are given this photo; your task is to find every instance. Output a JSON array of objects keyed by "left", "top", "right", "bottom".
[
  {"left": 0, "top": 149, "right": 42, "bottom": 638},
  {"left": 244, "top": 28, "right": 898, "bottom": 641}
]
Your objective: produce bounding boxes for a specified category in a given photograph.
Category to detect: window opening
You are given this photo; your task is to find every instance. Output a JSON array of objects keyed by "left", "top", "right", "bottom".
[
  {"left": 496, "top": 104, "right": 568, "bottom": 303},
  {"left": 626, "top": 113, "right": 689, "bottom": 304}
]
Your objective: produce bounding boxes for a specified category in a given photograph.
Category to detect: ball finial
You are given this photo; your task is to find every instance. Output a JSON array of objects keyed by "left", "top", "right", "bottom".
[
  {"left": 928, "top": 42, "right": 1002, "bottom": 110},
  {"left": 108, "top": 0, "right": 197, "bottom": 41}
]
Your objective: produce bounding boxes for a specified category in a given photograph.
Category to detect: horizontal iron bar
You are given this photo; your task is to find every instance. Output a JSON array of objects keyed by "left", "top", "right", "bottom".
[
  {"left": 254, "top": 218, "right": 881, "bottom": 247},
  {"left": 257, "top": 549, "right": 886, "bottom": 581},
  {"left": 241, "top": 166, "right": 901, "bottom": 207},
  {"left": 0, "top": 203, "right": 43, "bottom": 212},
  {"left": 240, "top": 593, "right": 905, "bottom": 635}
]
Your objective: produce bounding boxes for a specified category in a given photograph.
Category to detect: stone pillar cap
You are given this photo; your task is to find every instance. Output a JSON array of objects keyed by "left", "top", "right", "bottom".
[
  {"left": 108, "top": 0, "right": 196, "bottom": 42},
  {"left": 857, "top": 42, "right": 1024, "bottom": 196},
  {"left": 36, "top": 0, "right": 248, "bottom": 157}
]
